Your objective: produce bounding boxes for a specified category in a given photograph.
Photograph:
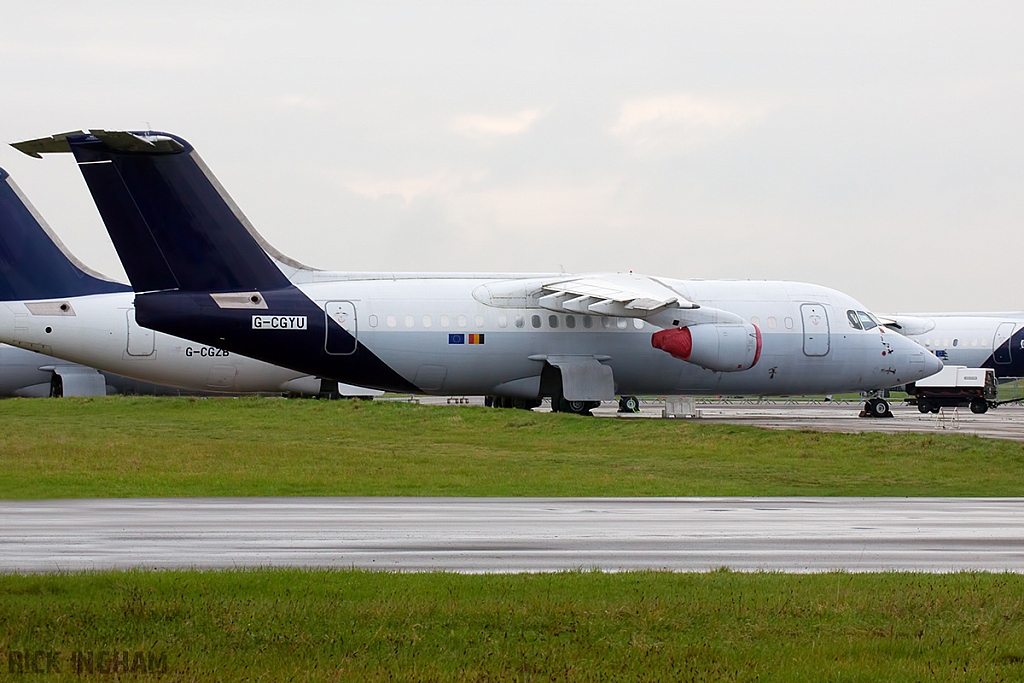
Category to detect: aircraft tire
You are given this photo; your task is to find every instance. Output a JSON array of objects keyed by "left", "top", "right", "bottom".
[
  {"left": 618, "top": 396, "right": 641, "bottom": 413},
  {"left": 558, "top": 396, "right": 593, "bottom": 416},
  {"left": 867, "top": 398, "right": 892, "bottom": 418},
  {"left": 970, "top": 398, "right": 989, "bottom": 414}
]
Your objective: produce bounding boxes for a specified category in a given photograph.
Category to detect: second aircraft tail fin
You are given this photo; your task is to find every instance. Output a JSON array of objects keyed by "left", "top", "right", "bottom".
[{"left": 0, "top": 167, "right": 129, "bottom": 301}]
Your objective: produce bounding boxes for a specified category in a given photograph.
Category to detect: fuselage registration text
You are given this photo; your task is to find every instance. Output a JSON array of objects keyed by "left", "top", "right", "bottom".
[{"left": 252, "top": 315, "right": 307, "bottom": 330}]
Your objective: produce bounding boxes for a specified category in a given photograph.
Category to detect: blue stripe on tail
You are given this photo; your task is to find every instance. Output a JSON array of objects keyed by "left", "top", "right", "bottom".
[
  {"left": 66, "top": 131, "right": 290, "bottom": 294},
  {"left": 0, "top": 167, "right": 129, "bottom": 301}
]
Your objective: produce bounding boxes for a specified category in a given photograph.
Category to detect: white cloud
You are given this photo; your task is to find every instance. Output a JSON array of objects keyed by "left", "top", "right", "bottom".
[
  {"left": 610, "top": 94, "right": 777, "bottom": 153},
  {"left": 452, "top": 109, "right": 544, "bottom": 139}
]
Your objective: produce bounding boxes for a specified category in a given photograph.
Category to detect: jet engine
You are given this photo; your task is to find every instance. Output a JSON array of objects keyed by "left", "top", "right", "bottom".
[{"left": 651, "top": 323, "right": 761, "bottom": 372}]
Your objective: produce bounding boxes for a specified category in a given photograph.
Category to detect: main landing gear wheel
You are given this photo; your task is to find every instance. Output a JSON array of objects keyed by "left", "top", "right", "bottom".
[
  {"left": 487, "top": 396, "right": 542, "bottom": 411},
  {"left": 862, "top": 398, "right": 892, "bottom": 418},
  {"left": 554, "top": 396, "right": 600, "bottom": 416},
  {"left": 618, "top": 396, "right": 641, "bottom": 413},
  {"left": 970, "top": 398, "right": 989, "bottom": 414}
]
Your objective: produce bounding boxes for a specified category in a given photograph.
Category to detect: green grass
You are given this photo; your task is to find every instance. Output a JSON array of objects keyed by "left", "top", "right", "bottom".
[
  {"left": 3, "top": 569, "right": 1024, "bottom": 681},
  {"left": 2, "top": 397, "right": 1024, "bottom": 498},
  {"left": 998, "top": 380, "right": 1024, "bottom": 402}
]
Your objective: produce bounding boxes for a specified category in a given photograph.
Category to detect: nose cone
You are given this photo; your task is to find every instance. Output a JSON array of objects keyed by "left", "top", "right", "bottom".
[
  {"left": 921, "top": 347, "right": 944, "bottom": 377},
  {"left": 890, "top": 332, "right": 943, "bottom": 383}
]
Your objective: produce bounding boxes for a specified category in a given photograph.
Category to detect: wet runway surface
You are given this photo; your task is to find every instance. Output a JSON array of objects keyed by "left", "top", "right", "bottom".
[{"left": 4, "top": 497, "right": 1024, "bottom": 573}]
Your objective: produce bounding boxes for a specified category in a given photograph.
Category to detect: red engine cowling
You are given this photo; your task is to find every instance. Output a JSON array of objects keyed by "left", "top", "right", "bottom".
[{"left": 651, "top": 323, "right": 761, "bottom": 372}]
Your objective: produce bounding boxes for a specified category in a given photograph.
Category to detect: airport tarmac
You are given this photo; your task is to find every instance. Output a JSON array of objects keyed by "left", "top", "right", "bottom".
[
  {"left": 4, "top": 497, "right": 1024, "bottom": 574},
  {"left": 407, "top": 396, "right": 1024, "bottom": 441}
]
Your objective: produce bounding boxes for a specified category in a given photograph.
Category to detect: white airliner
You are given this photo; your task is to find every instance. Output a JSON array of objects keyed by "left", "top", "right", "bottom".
[
  {"left": 10, "top": 130, "right": 942, "bottom": 416},
  {"left": 0, "top": 342, "right": 263, "bottom": 397},
  {"left": 0, "top": 166, "right": 379, "bottom": 398},
  {"left": 0, "top": 344, "right": 106, "bottom": 397},
  {"left": 881, "top": 312, "right": 1024, "bottom": 379}
]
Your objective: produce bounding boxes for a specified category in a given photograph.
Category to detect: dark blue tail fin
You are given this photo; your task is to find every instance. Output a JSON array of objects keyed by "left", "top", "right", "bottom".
[
  {"left": 62, "top": 131, "right": 291, "bottom": 294},
  {"left": 0, "top": 167, "right": 129, "bottom": 301}
]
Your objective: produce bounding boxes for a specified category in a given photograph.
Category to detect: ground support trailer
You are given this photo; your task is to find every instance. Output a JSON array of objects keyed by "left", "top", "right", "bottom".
[{"left": 906, "top": 366, "right": 997, "bottom": 414}]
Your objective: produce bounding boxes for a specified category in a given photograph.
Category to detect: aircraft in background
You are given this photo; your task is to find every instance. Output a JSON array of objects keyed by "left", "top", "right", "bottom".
[
  {"left": 881, "top": 312, "right": 1024, "bottom": 379},
  {"left": 0, "top": 165, "right": 380, "bottom": 399},
  {"left": 0, "top": 343, "right": 110, "bottom": 397},
  {"left": 11, "top": 130, "right": 941, "bottom": 417},
  {"left": 0, "top": 342, "right": 264, "bottom": 397}
]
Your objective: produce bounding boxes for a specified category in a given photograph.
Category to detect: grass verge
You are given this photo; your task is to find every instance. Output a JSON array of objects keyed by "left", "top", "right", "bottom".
[
  {"left": 3, "top": 569, "right": 1024, "bottom": 681},
  {"left": 3, "top": 396, "right": 1024, "bottom": 499}
]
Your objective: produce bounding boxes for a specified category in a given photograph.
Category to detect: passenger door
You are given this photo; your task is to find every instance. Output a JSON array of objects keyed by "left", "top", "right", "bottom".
[
  {"left": 993, "top": 322, "right": 1015, "bottom": 365},
  {"left": 800, "top": 303, "right": 830, "bottom": 356},
  {"left": 325, "top": 301, "right": 358, "bottom": 355}
]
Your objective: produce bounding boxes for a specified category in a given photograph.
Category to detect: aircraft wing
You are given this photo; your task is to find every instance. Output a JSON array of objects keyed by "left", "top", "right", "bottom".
[
  {"left": 539, "top": 273, "right": 691, "bottom": 315},
  {"left": 537, "top": 273, "right": 744, "bottom": 327}
]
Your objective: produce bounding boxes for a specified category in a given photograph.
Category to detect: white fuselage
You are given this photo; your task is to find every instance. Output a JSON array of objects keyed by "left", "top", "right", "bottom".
[
  {"left": 213, "top": 275, "right": 939, "bottom": 396},
  {"left": 0, "top": 277, "right": 941, "bottom": 397},
  {"left": 0, "top": 292, "right": 322, "bottom": 394}
]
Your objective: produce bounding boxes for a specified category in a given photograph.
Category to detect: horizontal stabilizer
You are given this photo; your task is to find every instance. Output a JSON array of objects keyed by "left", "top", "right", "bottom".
[
  {"left": 10, "top": 132, "right": 79, "bottom": 158},
  {"left": 11, "top": 130, "right": 184, "bottom": 158}
]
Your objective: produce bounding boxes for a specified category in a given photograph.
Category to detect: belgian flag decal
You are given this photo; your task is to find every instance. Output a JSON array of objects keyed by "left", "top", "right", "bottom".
[{"left": 448, "top": 333, "right": 485, "bottom": 345}]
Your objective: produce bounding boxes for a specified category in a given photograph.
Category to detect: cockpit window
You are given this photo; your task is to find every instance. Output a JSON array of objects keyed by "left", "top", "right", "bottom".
[
  {"left": 847, "top": 310, "right": 862, "bottom": 330},
  {"left": 857, "top": 311, "right": 877, "bottom": 330}
]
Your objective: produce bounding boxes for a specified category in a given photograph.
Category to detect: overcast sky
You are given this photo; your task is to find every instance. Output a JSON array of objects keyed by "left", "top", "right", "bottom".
[{"left": 2, "top": 2, "right": 1022, "bottom": 312}]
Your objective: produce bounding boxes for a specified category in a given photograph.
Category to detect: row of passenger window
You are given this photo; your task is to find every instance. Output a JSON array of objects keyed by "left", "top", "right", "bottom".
[
  {"left": 365, "top": 313, "right": 647, "bottom": 330},
  {"left": 921, "top": 338, "right": 989, "bottom": 349},
  {"left": 749, "top": 316, "right": 794, "bottom": 330}
]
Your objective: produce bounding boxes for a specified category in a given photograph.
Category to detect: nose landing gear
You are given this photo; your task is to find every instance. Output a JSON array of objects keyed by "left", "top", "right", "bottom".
[{"left": 860, "top": 397, "right": 893, "bottom": 418}]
